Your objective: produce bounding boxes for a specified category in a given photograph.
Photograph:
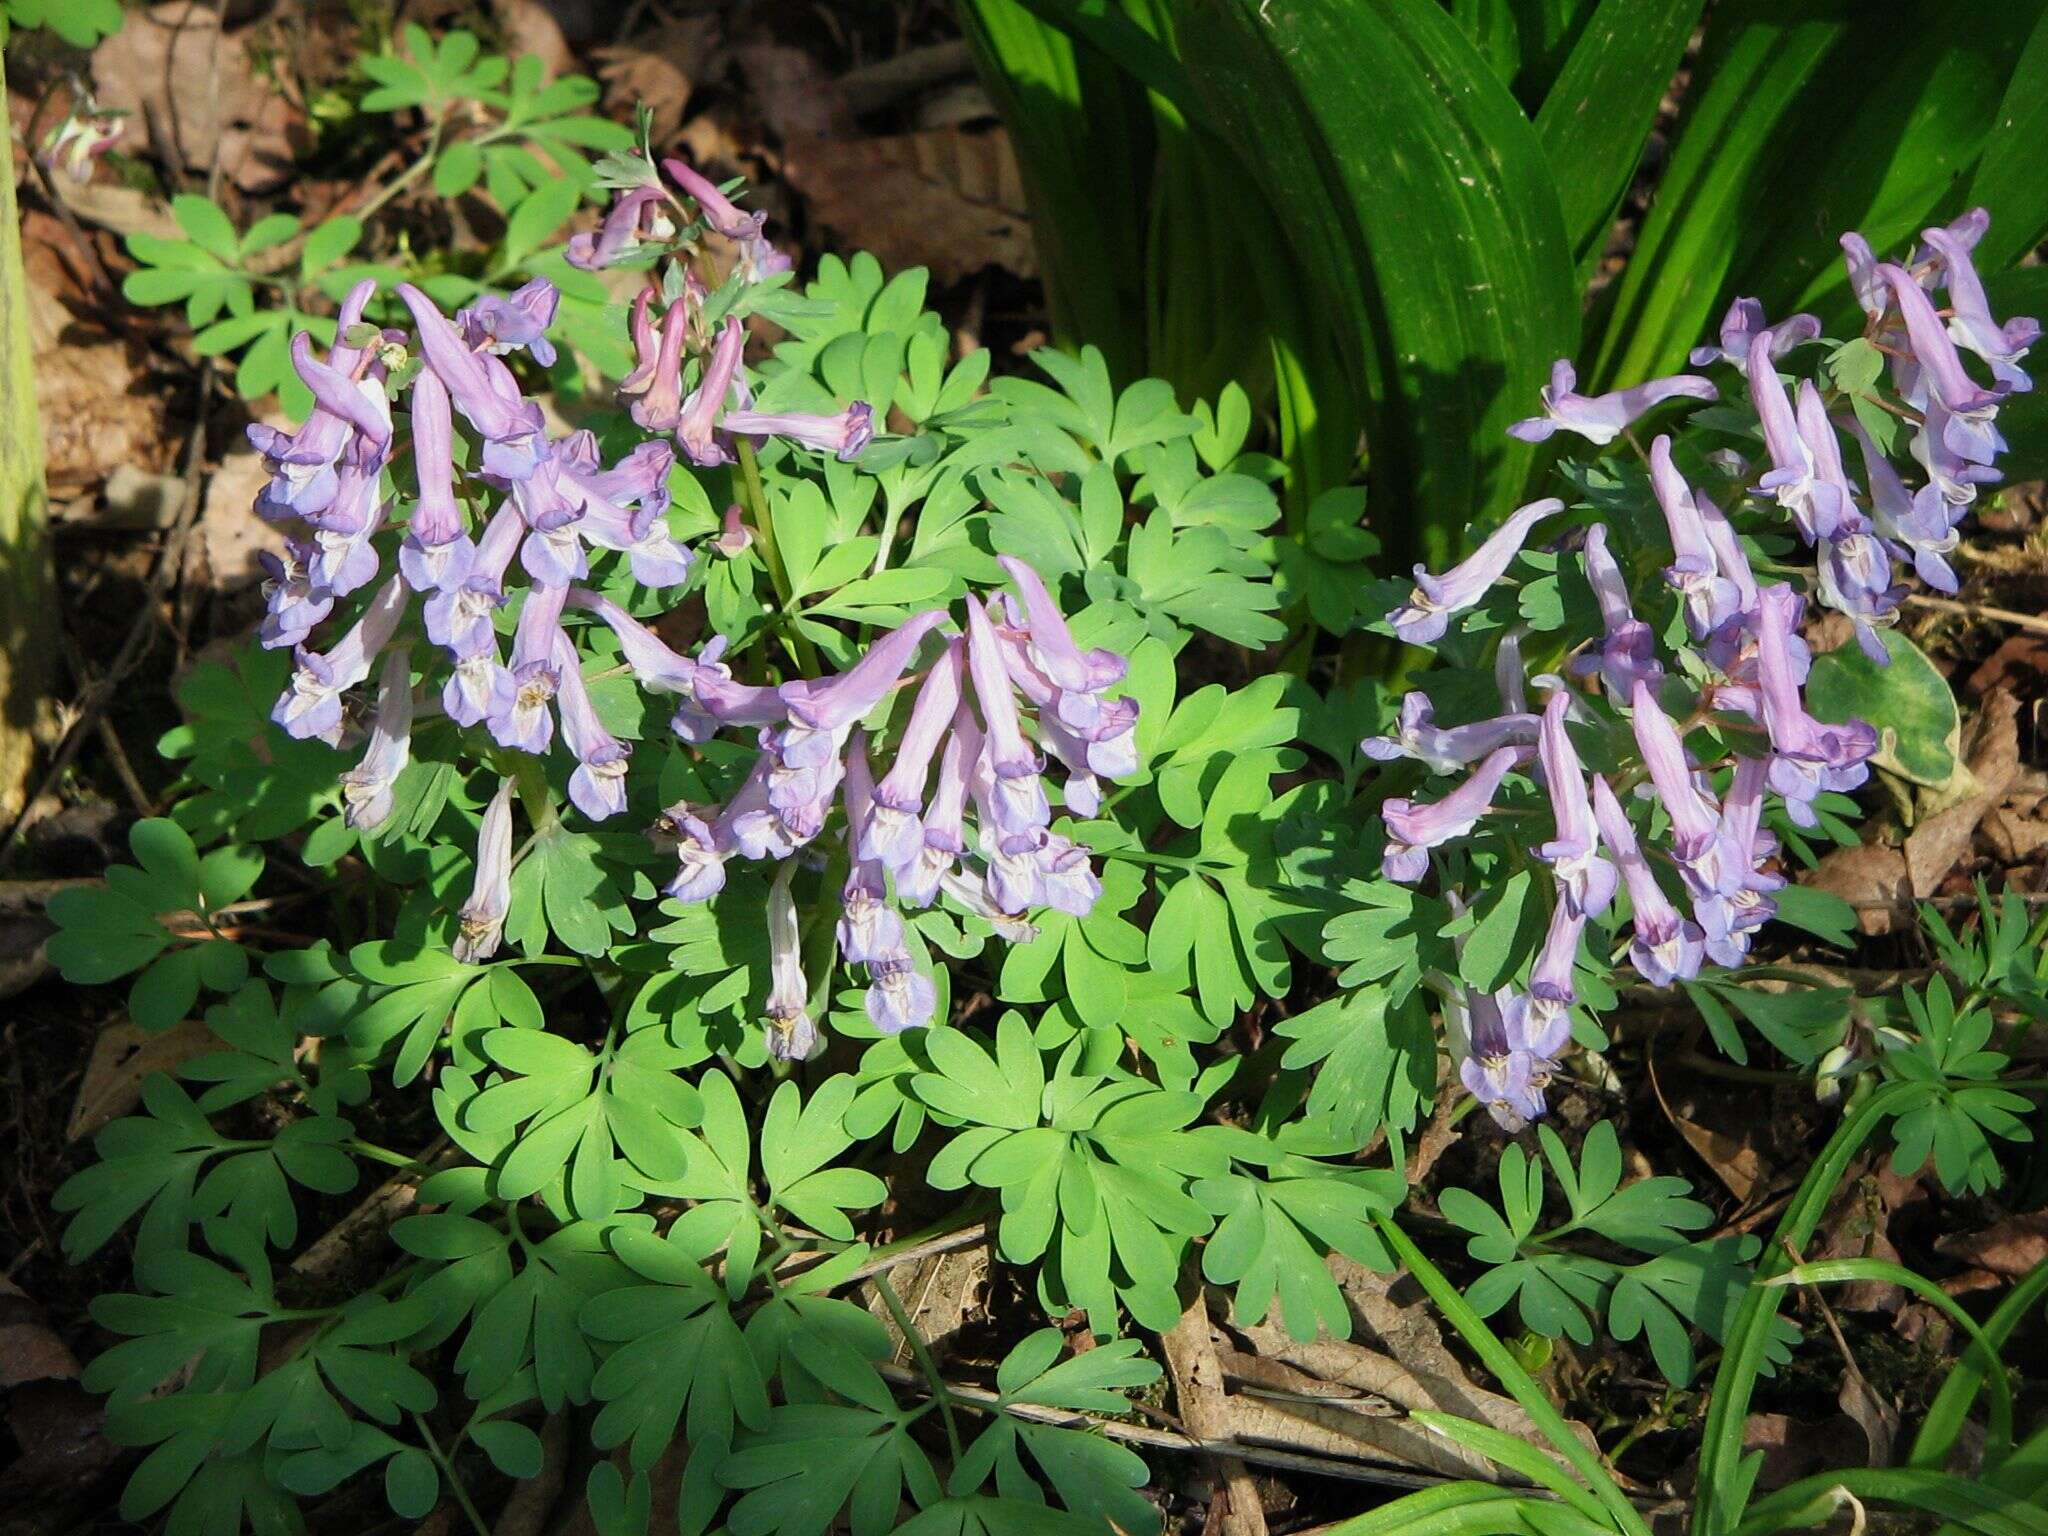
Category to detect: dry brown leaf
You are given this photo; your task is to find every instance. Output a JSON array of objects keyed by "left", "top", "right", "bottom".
[
  {"left": 0, "top": 1275, "right": 80, "bottom": 1390},
  {"left": 1802, "top": 844, "right": 1910, "bottom": 935},
  {"left": 67, "top": 1017, "right": 218, "bottom": 1141},
  {"left": 92, "top": 2, "right": 301, "bottom": 194},
  {"left": 22, "top": 210, "right": 174, "bottom": 493},
  {"left": 1905, "top": 689, "right": 2021, "bottom": 895},
  {"left": 781, "top": 127, "right": 1036, "bottom": 286},
  {"left": 195, "top": 433, "right": 281, "bottom": 591},
  {"left": 863, "top": 1243, "right": 987, "bottom": 1368},
  {"left": 595, "top": 16, "right": 720, "bottom": 143},
  {"left": 731, "top": 43, "right": 850, "bottom": 143},
  {"left": 1647, "top": 1054, "right": 1770, "bottom": 1203},
  {"left": 1937, "top": 1210, "right": 2048, "bottom": 1279},
  {"left": 1164, "top": 1295, "right": 1268, "bottom": 1536},
  {"left": 1967, "top": 633, "right": 2048, "bottom": 702},
  {"left": 489, "top": 0, "right": 575, "bottom": 77},
  {"left": 0, "top": 1276, "right": 120, "bottom": 1496}
]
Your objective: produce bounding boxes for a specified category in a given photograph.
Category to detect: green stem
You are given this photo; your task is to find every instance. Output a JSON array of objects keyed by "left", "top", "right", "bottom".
[
  {"left": 1374, "top": 1216, "right": 1648, "bottom": 1536},
  {"left": 347, "top": 1138, "right": 431, "bottom": 1171},
  {"left": 875, "top": 1272, "right": 965, "bottom": 1461},
  {"left": 410, "top": 1411, "right": 491, "bottom": 1536},
  {"left": 735, "top": 441, "right": 820, "bottom": 675}
]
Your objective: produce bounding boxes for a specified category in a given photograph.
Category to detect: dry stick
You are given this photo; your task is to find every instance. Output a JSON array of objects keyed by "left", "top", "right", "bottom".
[
  {"left": 1906, "top": 593, "right": 2048, "bottom": 636},
  {"left": 1162, "top": 1289, "right": 1269, "bottom": 1536}
]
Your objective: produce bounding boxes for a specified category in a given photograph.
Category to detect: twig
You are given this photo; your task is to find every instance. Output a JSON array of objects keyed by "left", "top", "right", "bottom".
[{"left": 1906, "top": 593, "right": 2048, "bottom": 636}]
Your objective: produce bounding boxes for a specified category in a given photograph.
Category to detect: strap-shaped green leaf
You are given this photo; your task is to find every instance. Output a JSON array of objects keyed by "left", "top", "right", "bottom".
[
  {"left": 1181, "top": 0, "right": 1577, "bottom": 569},
  {"left": 1534, "top": 0, "right": 1705, "bottom": 269},
  {"left": 1967, "top": 6, "right": 2048, "bottom": 271}
]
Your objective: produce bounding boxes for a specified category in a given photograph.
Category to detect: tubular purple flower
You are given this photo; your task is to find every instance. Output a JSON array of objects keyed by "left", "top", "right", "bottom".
[
  {"left": 398, "top": 367, "right": 474, "bottom": 591},
  {"left": 425, "top": 507, "right": 521, "bottom": 658},
  {"left": 257, "top": 542, "right": 334, "bottom": 651},
  {"left": 552, "top": 636, "right": 631, "bottom": 821},
  {"left": 1380, "top": 745, "right": 1520, "bottom": 884},
  {"left": 868, "top": 639, "right": 964, "bottom": 868},
  {"left": 1570, "top": 523, "right": 1663, "bottom": 699},
  {"left": 1816, "top": 532, "right": 1903, "bottom": 666},
  {"left": 721, "top": 403, "right": 875, "bottom": 462},
  {"left": 1796, "top": 380, "right": 1861, "bottom": 538},
  {"left": 675, "top": 318, "right": 746, "bottom": 467},
  {"left": 1649, "top": 436, "right": 1739, "bottom": 637},
  {"left": 624, "top": 294, "right": 693, "bottom": 435},
  {"left": 339, "top": 647, "right": 414, "bottom": 831},
  {"left": 658, "top": 803, "right": 727, "bottom": 904},
  {"left": 1746, "top": 333, "right": 1839, "bottom": 543},
  {"left": 396, "top": 283, "right": 546, "bottom": 481},
  {"left": 273, "top": 577, "right": 408, "bottom": 744},
  {"left": 1845, "top": 415, "right": 1960, "bottom": 591},
  {"left": 938, "top": 867, "right": 1037, "bottom": 945},
  {"left": 563, "top": 588, "right": 697, "bottom": 693},
  {"left": 1035, "top": 833, "right": 1102, "bottom": 918},
  {"left": 1496, "top": 629, "right": 1529, "bottom": 715},
  {"left": 898, "top": 713, "right": 977, "bottom": 907},
  {"left": 997, "top": 556, "right": 1126, "bottom": 694},
  {"left": 1531, "top": 900, "right": 1582, "bottom": 1011},
  {"left": 1590, "top": 773, "right": 1704, "bottom": 988},
  {"left": 487, "top": 583, "right": 567, "bottom": 754},
  {"left": 1923, "top": 224, "right": 2037, "bottom": 393},
  {"left": 1691, "top": 297, "right": 1821, "bottom": 369},
  {"left": 838, "top": 738, "right": 908, "bottom": 964},
  {"left": 722, "top": 758, "right": 797, "bottom": 862},
  {"left": 512, "top": 449, "right": 589, "bottom": 589},
  {"left": 1389, "top": 498, "right": 1562, "bottom": 646},
  {"left": 1912, "top": 399, "right": 2004, "bottom": 505},
  {"left": 458, "top": 277, "right": 559, "bottom": 368},
  {"left": 964, "top": 596, "right": 1049, "bottom": 837},
  {"left": 867, "top": 955, "right": 937, "bottom": 1034},
  {"left": 1457, "top": 986, "right": 1546, "bottom": 1132},
  {"left": 1697, "top": 497, "right": 1758, "bottom": 613},
  {"left": 763, "top": 865, "right": 818, "bottom": 1062},
  {"left": 1361, "top": 692, "right": 1539, "bottom": 776},
  {"left": 1628, "top": 680, "right": 1720, "bottom": 859},
  {"left": 1508, "top": 358, "right": 1717, "bottom": 445},
  {"left": 567, "top": 186, "right": 674, "bottom": 271},
  {"left": 662, "top": 157, "right": 790, "bottom": 279},
  {"left": 1532, "top": 691, "right": 1616, "bottom": 917},
  {"left": 1753, "top": 585, "right": 1878, "bottom": 826},
  {"left": 1841, "top": 232, "right": 1889, "bottom": 318},
  {"left": 454, "top": 778, "right": 516, "bottom": 963},
  {"left": 290, "top": 331, "right": 394, "bottom": 447},
  {"left": 673, "top": 636, "right": 787, "bottom": 743},
  {"left": 1882, "top": 262, "right": 2008, "bottom": 424}
]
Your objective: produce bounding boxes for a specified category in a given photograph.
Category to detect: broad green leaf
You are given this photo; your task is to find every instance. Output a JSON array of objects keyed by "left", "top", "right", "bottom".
[
  {"left": 1181, "top": 0, "right": 1577, "bottom": 567},
  {"left": 1806, "top": 631, "right": 1960, "bottom": 788}
]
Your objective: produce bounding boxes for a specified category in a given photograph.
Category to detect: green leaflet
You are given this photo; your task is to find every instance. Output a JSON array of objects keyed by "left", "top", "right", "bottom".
[
  {"left": 1181, "top": 0, "right": 1578, "bottom": 569},
  {"left": 1966, "top": 6, "right": 2048, "bottom": 271}
]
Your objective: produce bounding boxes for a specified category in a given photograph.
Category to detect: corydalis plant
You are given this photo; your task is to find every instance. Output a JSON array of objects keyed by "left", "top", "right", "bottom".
[
  {"left": 246, "top": 155, "right": 1136, "bottom": 1054},
  {"left": 1370, "top": 210, "right": 2037, "bottom": 1132}
]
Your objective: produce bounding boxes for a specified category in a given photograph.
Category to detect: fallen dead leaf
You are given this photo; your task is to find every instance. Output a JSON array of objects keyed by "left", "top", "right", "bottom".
[
  {"left": 731, "top": 43, "right": 851, "bottom": 143},
  {"left": 594, "top": 15, "right": 720, "bottom": 143},
  {"left": 1905, "top": 689, "right": 2021, "bottom": 895},
  {"left": 1647, "top": 1052, "right": 1770, "bottom": 1203},
  {"left": 22, "top": 209, "right": 174, "bottom": 493},
  {"left": 1937, "top": 1210, "right": 2048, "bottom": 1280},
  {"left": 92, "top": 1, "right": 301, "bottom": 194},
  {"left": 489, "top": 0, "right": 575, "bottom": 78},
  {"left": 0, "top": 1276, "right": 119, "bottom": 1495},
  {"left": 1967, "top": 633, "right": 2048, "bottom": 702},
  {"left": 1803, "top": 844, "right": 1911, "bottom": 935},
  {"left": 67, "top": 1016, "right": 219, "bottom": 1142},
  {"left": 1165, "top": 1292, "right": 1267, "bottom": 1536},
  {"left": 0, "top": 1275, "right": 80, "bottom": 1390},
  {"left": 781, "top": 127, "right": 1036, "bottom": 286},
  {"left": 863, "top": 1241, "right": 987, "bottom": 1368}
]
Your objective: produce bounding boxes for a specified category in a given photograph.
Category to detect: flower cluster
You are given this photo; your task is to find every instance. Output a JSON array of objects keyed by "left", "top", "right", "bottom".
[
  {"left": 1374, "top": 211, "right": 2037, "bottom": 1131},
  {"left": 247, "top": 157, "right": 1134, "bottom": 1056},
  {"left": 627, "top": 553, "right": 1137, "bottom": 1058}
]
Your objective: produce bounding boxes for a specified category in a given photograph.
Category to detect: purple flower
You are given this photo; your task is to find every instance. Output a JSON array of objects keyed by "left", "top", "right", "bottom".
[
  {"left": 658, "top": 803, "right": 727, "bottom": 904},
  {"left": 1454, "top": 985, "right": 1547, "bottom": 1132},
  {"left": 1816, "top": 531, "right": 1903, "bottom": 666},
  {"left": 1922, "top": 222, "right": 2038, "bottom": 394},
  {"left": 565, "top": 589, "right": 698, "bottom": 693},
  {"left": 273, "top": 577, "right": 409, "bottom": 744},
  {"left": 487, "top": 583, "right": 566, "bottom": 753},
  {"left": 567, "top": 186, "right": 675, "bottom": 271},
  {"left": 663, "top": 157, "right": 791, "bottom": 280},
  {"left": 398, "top": 367, "right": 476, "bottom": 594},
  {"left": 1846, "top": 415, "right": 1960, "bottom": 592},
  {"left": 425, "top": 506, "right": 520, "bottom": 661},
  {"left": 1753, "top": 585, "right": 1877, "bottom": 827},
  {"left": 257, "top": 541, "right": 334, "bottom": 651},
  {"left": 1691, "top": 297, "right": 1821, "bottom": 369},
  {"left": 1380, "top": 745, "right": 1520, "bottom": 884},
  {"left": 1649, "top": 435, "right": 1740, "bottom": 638},
  {"left": 552, "top": 636, "right": 631, "bottom": 821},
  {"left": 565, "top": 440, "right": 690, "bottom": 588},
  {"left": 339, "top": 647, "right": 414, "bottom": 831},
  {"left": 621, "top": 289, "right": 694, "bottom": 436},
  {"left": 671, "top": 636, "right": 788, "bottom": 743},
  {"left": 1912, "top": 399, "right": 2003, "bottom": 506},
  {"left": 1361, "top": 692, "right": 1539, "bottom": 775},
  {"left": 867, "top": 639, "right": 964, "bottom": 869},
  {"left": 1841, "top": 232, "right": 1889, "bottom": 319},
  {"left": 1571, "top": 523, "right": 1664, "bottom": 699},
  {"left": 1748, "top": 334, "right": 1849, "bottom": 543},
  {"left": 1883, "top": 263, "right": 2008, "bottom": 434},
  {"left": 721, "top": 403, "right": 874, "bottom": 462},
  {"left": 965, "top": 596, "right": 1048, "bottom": 838},
  {"left": 867, "top": 955, "right": 937, "bottom": 1035},
  {"left": 897, "top": 712, "right": 976, "bottom": 908},
  {"left": 675, "top": 318, "right": 748, "bottom": 468},
  {"left": 1532, "top": 691, "right": 1616, "bottom": 917},
  {"left": 1389, "top": 498, "right": 1562, "bottom": 646},
  {"left": 1529, "top": 899, "right": 1583, "bottom": 1022},
  {"left": 396, "top": 283, "right": 546, "bottom": 482},
  {"left": 458, "top": 277, "right": 559, "bottom": 368},
  {"left": 39, "top": 104, "right": 124, "bottom": 183},
  {"left": 938, "top": 866, "right": 1038, "bottom": 945},
  {"left": 1691, "top": 754, "right": 1785, "bottom": 965},
  {"left": 1509, "top": 358, "right": 1716, "bottom": 445},
  {"left": 1590, "top": 773, "right": 1704, "bottom": 988},
  {"left": 763, "top": 867, "right": 818, "bottom": 1062},
  {"left": 511, "top": 448, "right": 590, "bottom": 589},
  {"left": 838, "top": 738, "right": 908, "bottom": 964},
  {"left": 455, "top": 778, "right": 516, "bottom": 963},
  {"left": 1629, "top": 679, "right": 1720, "bottom": 861}
]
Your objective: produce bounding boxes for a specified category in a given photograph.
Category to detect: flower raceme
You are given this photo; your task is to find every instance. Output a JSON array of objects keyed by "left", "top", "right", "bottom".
[
  {"left": 1377, "top": 212, "right": 2036, "bottom": 1133},
  {"left": 247, "top": 159, "right": 1137, "bottom": 1052}
]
